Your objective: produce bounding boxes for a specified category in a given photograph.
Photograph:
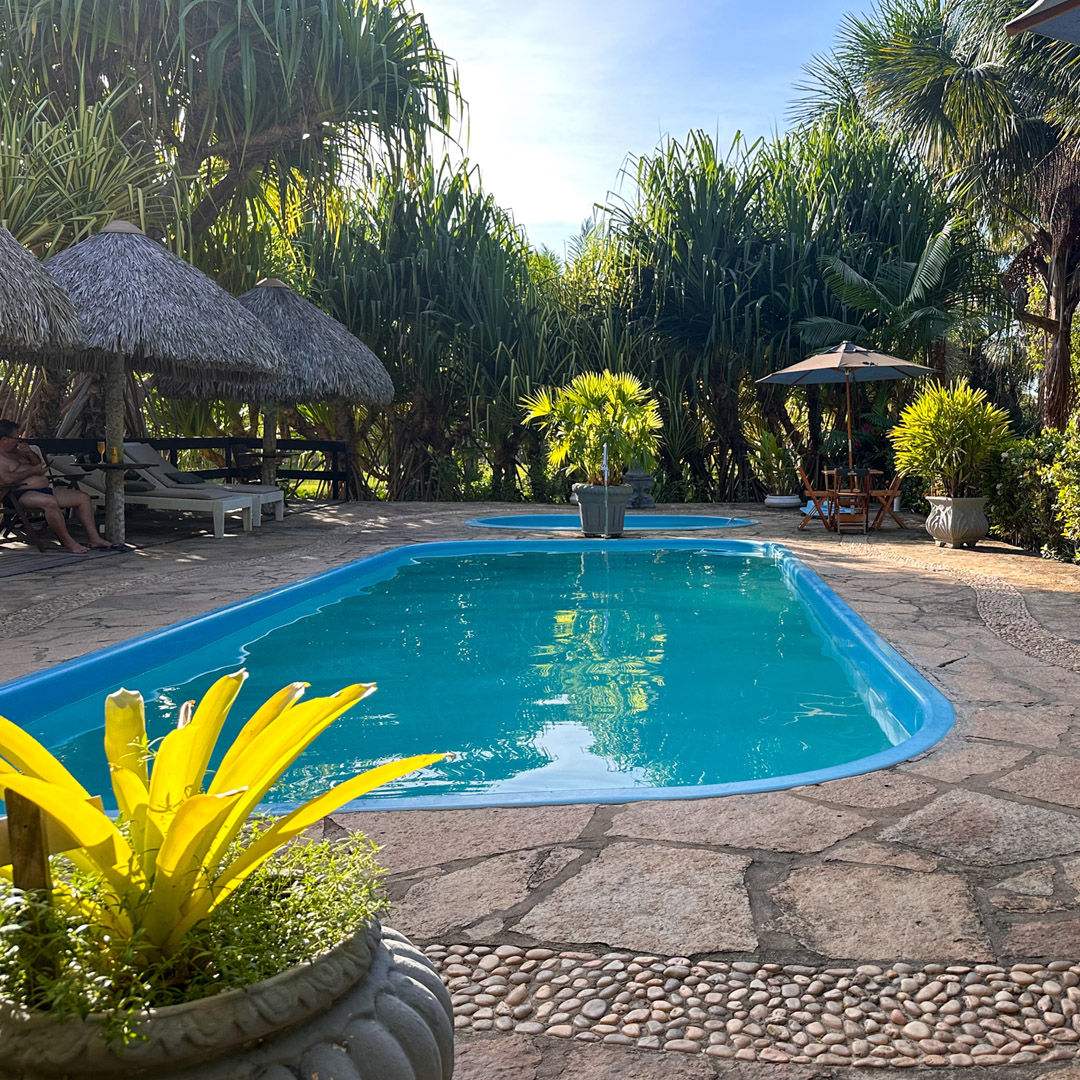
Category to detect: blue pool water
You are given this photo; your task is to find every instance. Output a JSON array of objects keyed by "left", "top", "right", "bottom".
[
  {"left": 468, "top": 513, "right": 757, "bottom": 530},
  {"left": 0, "top": 541, "right": 953, "bottom": 810}
]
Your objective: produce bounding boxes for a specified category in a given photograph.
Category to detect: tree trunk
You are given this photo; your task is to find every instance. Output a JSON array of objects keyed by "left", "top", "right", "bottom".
[
  {"left": 1044, "top": 243, "right": 1075, "bottom": 430},
  {"left": 24, "top": 365, "right": 69, "bottom": 437},
  {"left": 930, "top": 339, "right": 947, "bottom": 380}
]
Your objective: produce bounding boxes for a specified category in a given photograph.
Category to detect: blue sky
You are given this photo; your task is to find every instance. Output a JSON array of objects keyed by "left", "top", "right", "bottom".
[{"left": 417, "top": 0, "right": 873, "bottom": 254}]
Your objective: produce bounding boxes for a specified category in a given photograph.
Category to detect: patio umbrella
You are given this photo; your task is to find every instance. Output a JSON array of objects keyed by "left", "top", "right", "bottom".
[
  {"left": 0, "top": 226, "right": 83, "bottom": 361},
  {"left": 757, "top": 341, "right": 933, "bottom": 469},
  {"left": 157, "top": 277, "right": 393, "bottom": 484},
  {"left": 1006, "top": 0, "right": 1080, "bottom": 44},
  {"left": 45, "top": 221, "right": 287, "bottom": 543}
]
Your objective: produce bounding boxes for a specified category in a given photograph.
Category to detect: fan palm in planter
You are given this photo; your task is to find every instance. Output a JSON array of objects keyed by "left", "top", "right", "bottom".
[
  {"left": 889, "top": 379, "right": 1013, "bottom": 548},
  {"left": 522, "top": 370, "right": 663, "bottom": 536},
  {"left": 0, "top": 671, "right": 452, "bottom": 1079}
]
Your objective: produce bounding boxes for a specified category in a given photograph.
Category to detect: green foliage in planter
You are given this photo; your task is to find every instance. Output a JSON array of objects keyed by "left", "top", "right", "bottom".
[
  {"left": 521, "top": 370, "right": 662, "bottom": 486},
  {"left": 748, "top": 431, "right": 797, "bottom": 495},
  {"left": 0, "top": 830, "right": 386, "bottom": 1042},
  {"left": 987, "top": 428, "right": 1080, "bottom": 562},
  {"left": 889, "top": 379, "right": 1012, "bottom": 498}
]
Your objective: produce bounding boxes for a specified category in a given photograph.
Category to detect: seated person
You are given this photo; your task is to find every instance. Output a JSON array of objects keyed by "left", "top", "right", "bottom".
[{"left": 0, "top": 419, "right": 116, "bottom": 553}]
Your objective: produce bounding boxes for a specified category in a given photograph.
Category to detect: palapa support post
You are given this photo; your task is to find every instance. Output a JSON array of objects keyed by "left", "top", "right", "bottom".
[
  {"left": 104, "top": 350, "right": 126, "bottom": 544},
  {"left": 262, "top": 402, "right": 279, "bottom": 486},
  {"left": 7, "top": 790, "right": 57, "bottom": 993}
]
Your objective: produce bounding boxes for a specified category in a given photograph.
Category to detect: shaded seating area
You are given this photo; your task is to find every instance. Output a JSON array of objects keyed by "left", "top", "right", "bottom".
[
  {"left": 798, "top": 464, "right": 907, "bottom": 533},
  {"left": 0, "top": 482, "right": 46, "bottom": 551}
]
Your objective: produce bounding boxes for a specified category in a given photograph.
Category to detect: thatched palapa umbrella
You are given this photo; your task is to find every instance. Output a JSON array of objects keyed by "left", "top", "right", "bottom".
[
  {"left": 45, "top": 221, "right": 287, "bottom": 543},
  {"left": 158, "top": 278, "right": 394, "bottom": 485},
  {"left": 0, "top": 226, "right": 83, "bottom": 361}
]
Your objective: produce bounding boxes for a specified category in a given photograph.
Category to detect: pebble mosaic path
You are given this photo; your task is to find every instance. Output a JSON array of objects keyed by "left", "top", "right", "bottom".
[{"left": 6, "top": 502, "right": 1080, "bottom": 1077}]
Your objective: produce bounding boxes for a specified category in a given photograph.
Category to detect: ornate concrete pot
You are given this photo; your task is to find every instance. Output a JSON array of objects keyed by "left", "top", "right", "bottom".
[
  {"left": 763, "top": 494, "right": 802, "bottom": 509},
  {"left": 573, "top": 483, "right": 633, "bottom": 536},
  {"left": 0, "top": 922, "right": 453, "bottom": 1080},
  {"left": 622, "top": 467, "right": 656, "bottom": 509},
  {"left": 924, "top": 495, "right": 989, "bottom": 549}
]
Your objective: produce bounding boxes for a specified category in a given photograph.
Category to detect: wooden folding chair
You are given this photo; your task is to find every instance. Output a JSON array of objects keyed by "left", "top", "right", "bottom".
[
  {"left": 871, "top": 474, "right": 906, "bottom": 530},
  {"left": 0, "top": 484, "right": 46, "bottom": 551},
  {"left": 797, "top": 465, "right": 837, "bottom": 531}
]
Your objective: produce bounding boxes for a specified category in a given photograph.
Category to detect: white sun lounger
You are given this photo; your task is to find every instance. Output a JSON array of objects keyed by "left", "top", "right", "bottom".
[
  {"left": 122, "top": 442, "right": 285, "bottom": 524},
  {"left": 50, "top": 457, "right": 254, "bottom": 538}
]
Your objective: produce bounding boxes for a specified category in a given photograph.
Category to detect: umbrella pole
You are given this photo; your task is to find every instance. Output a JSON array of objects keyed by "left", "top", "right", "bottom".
[
  {"left": 261, "top": 402, "right": 279, "bottom": 486},
  {"left": 104, "top": 352, "right": 126, "bottom": 544},
  {"left": 845, "top": 372, "right": 854, "bottom": 471}
]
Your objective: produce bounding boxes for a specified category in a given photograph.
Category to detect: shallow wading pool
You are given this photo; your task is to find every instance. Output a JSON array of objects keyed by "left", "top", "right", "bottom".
[
  {"left": 0, "top": 540, "right": 953, "bottom": 811},
  {"left": 467, "top": 513, "right": 758, "bottom": 530}
]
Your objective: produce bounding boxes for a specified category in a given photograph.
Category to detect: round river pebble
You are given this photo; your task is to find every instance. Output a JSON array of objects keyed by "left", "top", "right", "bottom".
[{"left": 426, "top": 945, "right": 1080, "bottom": 1065}]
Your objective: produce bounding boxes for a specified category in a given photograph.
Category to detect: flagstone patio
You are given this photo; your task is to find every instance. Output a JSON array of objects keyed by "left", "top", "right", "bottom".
[{"left": 3, "top": 501, "right": 1080, "bottom": 1076}]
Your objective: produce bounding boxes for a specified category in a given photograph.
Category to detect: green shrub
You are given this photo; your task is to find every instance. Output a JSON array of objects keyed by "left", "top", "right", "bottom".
[
  {"left": 889, "top": 379, "right": 1013, "bottom": 498},
  {"left": 748, "top": 431, "right": 798, "bottom": 495},
  {"left": 988, "top": 428, "right": 1080, "bottom": 561}
]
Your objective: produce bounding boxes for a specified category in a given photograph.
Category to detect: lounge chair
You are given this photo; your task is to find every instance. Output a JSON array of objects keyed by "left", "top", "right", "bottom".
[
  {"left": 122, "top": 442, "right": 285, "bottom": 524},
  {"left": 0, "top": 482, "right": 46, "bottom": 550},
  {"left": 50, "top": 457, "right": 253, "bottom": 538}
]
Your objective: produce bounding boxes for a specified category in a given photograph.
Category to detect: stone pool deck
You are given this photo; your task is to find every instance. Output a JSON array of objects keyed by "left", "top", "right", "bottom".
[{"left": 3, "top": 501, "right": 1080, "bottom": 1078}]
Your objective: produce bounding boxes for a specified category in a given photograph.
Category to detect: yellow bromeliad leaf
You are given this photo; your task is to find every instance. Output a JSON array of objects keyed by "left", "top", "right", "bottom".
[
  {"left": 142, "top": 789, "right": 246, "bottom": 947},
  {"left": 148, "top": 670, "right": 247, "bottom": 824},
  {"left": 0, "top": 715, "right": 92, "bottom": 797},
  {"left": 104, "top": 689, "right": 149, "bottom": 785},
  {"left": 168, "top": 753, "right": 444, "bottom": 950},
  {"left": 201, "top": 684, "right": 376, "bottom": 870},
  {"left": 0, "top": 773, "right": 141, "bottom": 899},
  {"left": 212, "top": 681, "right": 307, "bottom": 786},
  {"left": 109, "top": 764, "right": 157, "bottom": 878}
]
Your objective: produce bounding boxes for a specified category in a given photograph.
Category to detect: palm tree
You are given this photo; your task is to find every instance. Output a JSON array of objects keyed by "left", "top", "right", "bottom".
[{"left": 798, "top": 0, "right": 1080, "bottom": 428}]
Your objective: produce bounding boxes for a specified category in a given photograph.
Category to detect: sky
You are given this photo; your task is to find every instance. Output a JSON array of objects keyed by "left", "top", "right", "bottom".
[{"left": 417, "top": 0, "right": 873, "bottom": 254}]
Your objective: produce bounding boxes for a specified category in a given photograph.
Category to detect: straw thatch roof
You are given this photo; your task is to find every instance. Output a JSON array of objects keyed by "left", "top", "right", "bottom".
[
  {"left": 44, "top": 221, "right": 285, "bottom": 379},
  {"left": 0, "top": 226, "right": 83, "bottom": 363},
  {"left": 157, "top": 278, "right": 394, "bottom": 404}
]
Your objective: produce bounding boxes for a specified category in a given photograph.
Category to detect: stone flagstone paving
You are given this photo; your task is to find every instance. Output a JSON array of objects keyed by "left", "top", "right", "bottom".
[{"left": 5, "top": 500, "right": 1080, "bottom": 1076}]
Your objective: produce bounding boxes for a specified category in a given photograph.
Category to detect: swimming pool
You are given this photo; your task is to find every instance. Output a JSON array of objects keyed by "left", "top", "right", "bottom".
[
  {"left": 0, "top": 540, "right": 953, "bottom": 811},
  {"left": 468, "top": 513, "right": 757, "bottom": 530}
]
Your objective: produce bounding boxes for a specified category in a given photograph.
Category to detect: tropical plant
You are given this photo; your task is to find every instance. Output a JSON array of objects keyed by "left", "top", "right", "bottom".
[
  {"left": 889, "top": 378, "right": 1013, "bottom": 497},
  {"left": 748, "top": 430, "right": 798, "bottom": 494},
  {"left": 1, "top": 0, "right": 460, "bottom": 246},
  {"left": 0, "top": 670, "right": 443, "bottom": 957},
  {"left": 521, "top": 370, "right": 662, "bottom": 486},
  {"left": 797, "top": 0, "right": 1080, "bottom": 429}
]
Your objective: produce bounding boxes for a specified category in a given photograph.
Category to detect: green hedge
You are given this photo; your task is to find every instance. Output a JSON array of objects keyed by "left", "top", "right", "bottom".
[{"left": 987, "top": 429, "right": 1080, "bottom": 562}]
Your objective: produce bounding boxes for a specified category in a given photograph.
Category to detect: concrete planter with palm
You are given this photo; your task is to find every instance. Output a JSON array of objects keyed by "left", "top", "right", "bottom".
[
  {"left": 889, "top": 380, "right": 1013, "bottom": 549},
  {"left": 523, "top": 371, "right": 663, "bottom": 537}
]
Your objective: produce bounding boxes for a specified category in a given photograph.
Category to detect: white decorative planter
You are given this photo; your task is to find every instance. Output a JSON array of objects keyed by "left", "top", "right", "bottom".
[
  {"left": 0, "top": 923, "right": 452, "bottom": 1080},
  {"left": 924, "top": 495, "right": 989, "bottom": 549},
  {"left": 573, "top": 483, "right": 633, "bottom": 536},
  {"left": 763, "top": 494, "right": 802, "bottom": 509}
]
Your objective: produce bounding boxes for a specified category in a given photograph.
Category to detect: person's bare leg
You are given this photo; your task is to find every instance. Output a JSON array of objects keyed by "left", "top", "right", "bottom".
[
  {"left": 15, "top": 491, "right": 89, "bottom": 552},
  {"left": 53, "top": 489, "right": 111, "bottom": 548}
]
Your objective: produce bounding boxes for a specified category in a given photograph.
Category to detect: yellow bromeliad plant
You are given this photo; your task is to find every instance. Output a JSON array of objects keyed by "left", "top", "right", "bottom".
[{"left": 0, "top": 670, "right": 443, "bottom": 956}]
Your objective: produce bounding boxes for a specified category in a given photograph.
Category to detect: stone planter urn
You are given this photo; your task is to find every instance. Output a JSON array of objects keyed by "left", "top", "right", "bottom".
[
  {"left": 0, "top": 922, "right": 453, "bottom": 1080},
  {"left": 573, "top": 483, "right": 633, "bottom": 536},
  {"left": 924, "top": 495, "right": 989, "bottom": 549},
  {"left": 763, "top": 494, "right": 802, "bottom": 509},
  {"left": 622, "top": 465, "right": 656, "bottom": 509}
]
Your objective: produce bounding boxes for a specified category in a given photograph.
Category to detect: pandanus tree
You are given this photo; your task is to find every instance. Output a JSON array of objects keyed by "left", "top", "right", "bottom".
[
  {"left": 0, "top": 0, "right": 460, "bottom": 247},
  {"left": 797, "top": 0, "right": 1080, "bottom": 429}
]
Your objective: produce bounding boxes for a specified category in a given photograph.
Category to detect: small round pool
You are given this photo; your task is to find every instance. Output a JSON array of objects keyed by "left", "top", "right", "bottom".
[{"left": 467, "top": 513, "right": 758, "bottom": 531}]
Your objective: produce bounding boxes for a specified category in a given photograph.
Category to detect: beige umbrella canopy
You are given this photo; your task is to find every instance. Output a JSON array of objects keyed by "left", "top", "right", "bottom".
[
  {"left": 44, "top": 221, "right": 287, "bottom": 542},
  {"left": 0, "top": 226, "right": 83, "bottom": 362},
  {"left": 157, "top": 277, "right": 394, "bottom": 485},
  {"left": 758, "top": 341, "right": 933, "bottom": 468}
]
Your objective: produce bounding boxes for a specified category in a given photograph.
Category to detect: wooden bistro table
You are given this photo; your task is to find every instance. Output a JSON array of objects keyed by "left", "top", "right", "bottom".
[{"left": 824, "top": 467, "right": 883, "bottom": 533}]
